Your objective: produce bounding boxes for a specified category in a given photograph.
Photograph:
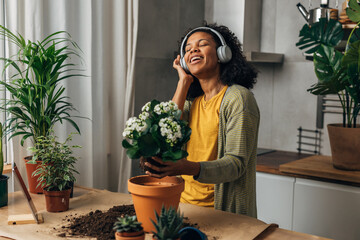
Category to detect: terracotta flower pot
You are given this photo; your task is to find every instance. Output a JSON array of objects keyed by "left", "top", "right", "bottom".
[
  {"left": 327, "top": 124, "right": 360, "bottom": 170},
  {"left": 0, "top": 175, "right": 9, "bottom": 207},
  {"left": 43, "top": 188, "right": 72, "bottom": 212},
  {"left": 128, "top": 175, "right": 184, "bottom": 233},
  {"left": 115, "top": 231, "right": 145, "bottom": 240},
  {"left": 24, "top": 156, "right": 44, "bottom": 194}
]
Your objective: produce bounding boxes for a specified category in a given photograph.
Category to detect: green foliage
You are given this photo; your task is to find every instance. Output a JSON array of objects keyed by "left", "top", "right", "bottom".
[
  {"left": 151, "top": 205, "right": 184, "bottom": 240},
  {"left": 113, "top": 215, "right": 143, "bottom": 233},
  {"left": 0, "top": 25, "right": 85, "bottom": 147},
  {"left": 296, "top": 18, "right": 343, "bottom": 54},
  {"left": 0, "top": 122, "right": 3, "bottom": 176},
  {"left": 296, "top": 0, "right": 360, "bottom": 128},
  {"left": 30, "top": 132, "right": 80, "bottom": 191},
  {"left": 122, "top": 99, "right": 191, "bottom": 162}
]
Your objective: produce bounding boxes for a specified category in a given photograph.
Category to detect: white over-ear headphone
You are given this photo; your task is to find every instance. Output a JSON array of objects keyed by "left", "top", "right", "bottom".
[{"left": 179, "top": 27, "right": 232, "bottom": 73}]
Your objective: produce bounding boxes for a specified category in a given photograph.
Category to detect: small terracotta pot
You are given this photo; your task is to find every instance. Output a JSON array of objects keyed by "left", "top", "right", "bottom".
[
  {"left": 128, "top": 175, "right": 184, "bottom": 233},
  {"left": 327, "top": 124, "right": 360, "bottom": 170},
  {"left": 115, "top": 231, "right": 145, "bottom": 240},
  {"left": 24, "top": 156, "right": 44, "bottom": 194},
  {"left": 43, "top": 188, "right": 71, "bottom": 212}
]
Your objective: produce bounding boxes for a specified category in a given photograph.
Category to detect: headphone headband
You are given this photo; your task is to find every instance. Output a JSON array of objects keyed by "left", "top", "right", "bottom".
[{"left": 180, "top": 27, "right": 227, "bottom": 58}]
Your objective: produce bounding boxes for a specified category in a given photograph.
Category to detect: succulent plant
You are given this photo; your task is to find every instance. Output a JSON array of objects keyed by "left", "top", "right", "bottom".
[
  {"left": 151, "top": 206, "right": 184, "bottom": 240},
  {"left": 113, "top": 215, "right": 143, "bottom": 233}
]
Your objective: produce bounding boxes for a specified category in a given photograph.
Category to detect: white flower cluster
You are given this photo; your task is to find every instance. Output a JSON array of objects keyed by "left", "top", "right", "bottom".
[
  {"left": 141, "top": 102, "right": 151, "bottom": 112},
  {"left": 159, "top": 117, "right": 182, "bottom": 146},
  {"left": 122, "top": 117, "right": 148, "bottom": 139},
  {"left": 154, "top": 101, "right": 178, "bottom": 116}
]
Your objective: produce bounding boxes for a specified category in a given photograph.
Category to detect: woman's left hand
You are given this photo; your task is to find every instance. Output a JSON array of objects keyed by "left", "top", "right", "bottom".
[{"left": 144, "top": 156, "right": 200, "bottom": 178}]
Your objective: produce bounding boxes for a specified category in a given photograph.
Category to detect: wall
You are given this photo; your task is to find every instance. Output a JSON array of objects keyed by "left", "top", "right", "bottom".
[
  {"left": 132, "top": 0, "right": 204, "bottom": 176},
  {"left": 205, "top": 0, "right": 345, "bottom": 155}
]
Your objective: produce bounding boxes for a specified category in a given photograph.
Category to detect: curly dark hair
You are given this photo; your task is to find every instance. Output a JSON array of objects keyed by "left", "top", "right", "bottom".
[{"left": 178, "top": 23, "right": 258, "bottom": 99}]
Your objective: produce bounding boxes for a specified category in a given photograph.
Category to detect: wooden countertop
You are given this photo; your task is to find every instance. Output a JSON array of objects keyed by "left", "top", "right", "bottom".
[
  {"left": 257, "top": 150, "right": 360, "bottom": 187},
  {"left": 0, "top": 186, "right": 331, "bottom": 240}
]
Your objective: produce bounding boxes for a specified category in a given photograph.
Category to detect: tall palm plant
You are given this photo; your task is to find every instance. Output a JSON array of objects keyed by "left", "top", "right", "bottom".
[{"left": 0, "top": 25, "right": 84, "bottom": 148}]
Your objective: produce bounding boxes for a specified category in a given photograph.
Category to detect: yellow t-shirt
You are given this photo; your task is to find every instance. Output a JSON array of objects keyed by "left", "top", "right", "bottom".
[{"left": 181, "top": 85, "right": 228, "bottom": 207}]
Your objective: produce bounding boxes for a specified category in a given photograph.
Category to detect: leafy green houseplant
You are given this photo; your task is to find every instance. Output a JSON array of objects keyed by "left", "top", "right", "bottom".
[
  {"left": 0, "top": 122, "right": 10, "bottom": 207},
  {"left": 151, "top": 205, "right": 184, "bottom": 240},
  {"left": 122, "top": 100, "right": 191, "bottom": 162},
  {"left": 296, "top": 0, "right": 360, "bottom": 170},
  {"left": 113, "top": 215, "right": 145, "bottom": 240},
  {"left": 0, "top": 25, "right": 84, "bottom": 193},
  {"left": 30, "top": 132, "right": 80, "bottom": 212},
  {"left": 0, "top": 25, "right": 83, "bottom": 146}
]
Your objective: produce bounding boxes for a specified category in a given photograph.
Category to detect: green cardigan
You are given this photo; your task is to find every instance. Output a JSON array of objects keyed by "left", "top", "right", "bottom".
[{"left": 183, "top": 84, "right": 260, "bottom": 217}]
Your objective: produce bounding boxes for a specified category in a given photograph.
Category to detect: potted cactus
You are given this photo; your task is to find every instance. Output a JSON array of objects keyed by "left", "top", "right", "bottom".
[
  {"left": 0, "top": 122, "right": 9, "bottom": 207},
  {"left": 113, "top": 215, "right": 145, "bottom": 240},
  {"left": 151, "top": 205, "right": 184, "bottom": 240}
]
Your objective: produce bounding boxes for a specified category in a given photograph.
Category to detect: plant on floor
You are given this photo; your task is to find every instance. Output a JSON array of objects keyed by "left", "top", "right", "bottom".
[
  {"left": 295, "top": 0, "right": 360, "bottom": 128},
  {"left": 151, "top": 205, "right": 184, "bottom": 240},
  {"left": 30, "top": 132, "right": 80, "bottom": 191},
  {"left": 113, "top": 215, "right": 144, "bottom": 240},
  {"left": 0, "top": 25, "right": 84, "bottom": 153}
]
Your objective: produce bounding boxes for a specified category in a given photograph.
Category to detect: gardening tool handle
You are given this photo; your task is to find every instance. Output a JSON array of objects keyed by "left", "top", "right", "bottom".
[{"left": 13, "top": 163, "right": 31, "bottom": 201}]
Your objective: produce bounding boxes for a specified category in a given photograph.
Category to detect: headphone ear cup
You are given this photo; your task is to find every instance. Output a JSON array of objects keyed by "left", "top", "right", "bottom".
[
  {"left": 180, "top": 57, "right": 190, "bottom": 73},
  {"left": 217, "top": 45, "right": 232, "bottom": 63}
]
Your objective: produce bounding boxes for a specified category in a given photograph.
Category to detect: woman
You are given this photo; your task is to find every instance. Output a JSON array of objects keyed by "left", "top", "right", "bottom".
[{"left": 144, "top": 23, "right": 260, "bottom": 218}]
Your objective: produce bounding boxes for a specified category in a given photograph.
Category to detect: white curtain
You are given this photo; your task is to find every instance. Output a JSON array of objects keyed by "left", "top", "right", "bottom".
[{"left": 2, "top": 0, "right": 138, "bottom": 192}]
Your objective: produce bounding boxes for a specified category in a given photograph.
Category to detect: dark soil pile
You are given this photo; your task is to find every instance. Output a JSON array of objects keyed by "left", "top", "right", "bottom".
[{"left": 57, "top": 204, "right": 135, "bottom": 240}]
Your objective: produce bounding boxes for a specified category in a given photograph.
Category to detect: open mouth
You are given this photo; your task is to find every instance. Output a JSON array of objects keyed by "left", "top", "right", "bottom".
[{"left": 190, "top": 56, "right": 202, "bottom": 63}]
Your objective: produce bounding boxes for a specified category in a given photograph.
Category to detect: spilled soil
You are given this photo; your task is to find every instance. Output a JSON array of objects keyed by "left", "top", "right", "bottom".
[{"left": 56, "top": 204, "right": 136, "bottom": 240}]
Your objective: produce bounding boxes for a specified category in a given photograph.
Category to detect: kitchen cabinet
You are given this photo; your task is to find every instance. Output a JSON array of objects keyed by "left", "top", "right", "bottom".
[
  {"left": 293, "top": 179, "right": 360, "bottom": 240},
  {"left": 256, "top": 172, "right": 360, "bottom": 240},
  {"left": 256, "top": 172, "right": 295, "bottom": 230}
]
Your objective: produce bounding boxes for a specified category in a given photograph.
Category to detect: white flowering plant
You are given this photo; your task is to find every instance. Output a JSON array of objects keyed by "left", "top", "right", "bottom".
[{"left": 122, "top": 100, "right": 191, "bottom": 161}]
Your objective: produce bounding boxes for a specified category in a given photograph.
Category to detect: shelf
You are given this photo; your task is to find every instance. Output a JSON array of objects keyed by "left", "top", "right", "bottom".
[{"left": 245, "top": 51, "right": 284, "bottom": 63}]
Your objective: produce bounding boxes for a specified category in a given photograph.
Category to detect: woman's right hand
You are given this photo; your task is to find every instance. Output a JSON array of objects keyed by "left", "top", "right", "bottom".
[
  {"left": 173, "top": 55, "right": 194, "bottom": 87},
  {"left": 172, "top": 55, "right": 194, "bottom": 111}
]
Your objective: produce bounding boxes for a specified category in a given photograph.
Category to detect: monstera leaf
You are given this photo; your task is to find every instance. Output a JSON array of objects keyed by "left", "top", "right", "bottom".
[
  {"left": 308, "top": 45, "right": 346, "bottom": 95},
  {"left": 296, "top": 18, "right": 344, "bottom": 54},
  {"left": 343, "top": 40, "right": 360, "bottom": 70},
  {"left": 346, "top": 0, "right": 360, "bottom": 23}
]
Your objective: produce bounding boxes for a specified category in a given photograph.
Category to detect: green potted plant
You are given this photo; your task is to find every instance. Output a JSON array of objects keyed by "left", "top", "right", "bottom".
[
  {"left": 296, "top": 0, "right": 360, "bottom": 170},
  {"left": 151, "top": 205, "right": 184, "bottom": 240},
  {"left": 113, "top": 215, "right": 145, "bottom": 240},
  {"left": 0, "top": 122, "right": 9, "bottom": 207},
  {"left": 30, "top": 132, "right": 80, "bottom": 212},
  {"left": 123, "top": 100, "right": 189, "bottom": 232},
  {"left": 0, "top": 25, "right": 84, "bottom": 193}
]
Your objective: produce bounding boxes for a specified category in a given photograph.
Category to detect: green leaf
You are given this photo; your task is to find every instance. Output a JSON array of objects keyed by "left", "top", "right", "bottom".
[
  {"left": 346, "top": 0, "right": 360, "bottom": 23},
  {"left": 126, "top": 147, "right": 141, "bottom": 159},
  {"left": 122, "top": 139, "right": 133, "bottom": 149},
  {"left": 296, "top": 18, "right": 344, "bottom": 54},
  {"left": 343, "top": 40, "right": 360, "bottom": 70},
  {"left": 138, "top": 133, "right": 160, "bottom": 157}
]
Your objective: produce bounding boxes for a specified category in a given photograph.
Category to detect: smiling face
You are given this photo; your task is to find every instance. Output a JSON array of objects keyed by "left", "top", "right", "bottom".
[{"left": 184, "top": 31, "right": 220, "bottom": 78}]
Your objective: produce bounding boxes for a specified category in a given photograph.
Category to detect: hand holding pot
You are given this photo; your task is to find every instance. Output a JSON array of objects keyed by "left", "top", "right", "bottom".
[{"left": 144, "top": 156, "right": 200, "bottom": 179}]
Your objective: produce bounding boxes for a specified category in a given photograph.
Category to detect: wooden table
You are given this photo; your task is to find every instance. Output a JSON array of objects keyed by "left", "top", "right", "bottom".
[{"left": 0, "top": 186, "right": 331, "bottom": 240}]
